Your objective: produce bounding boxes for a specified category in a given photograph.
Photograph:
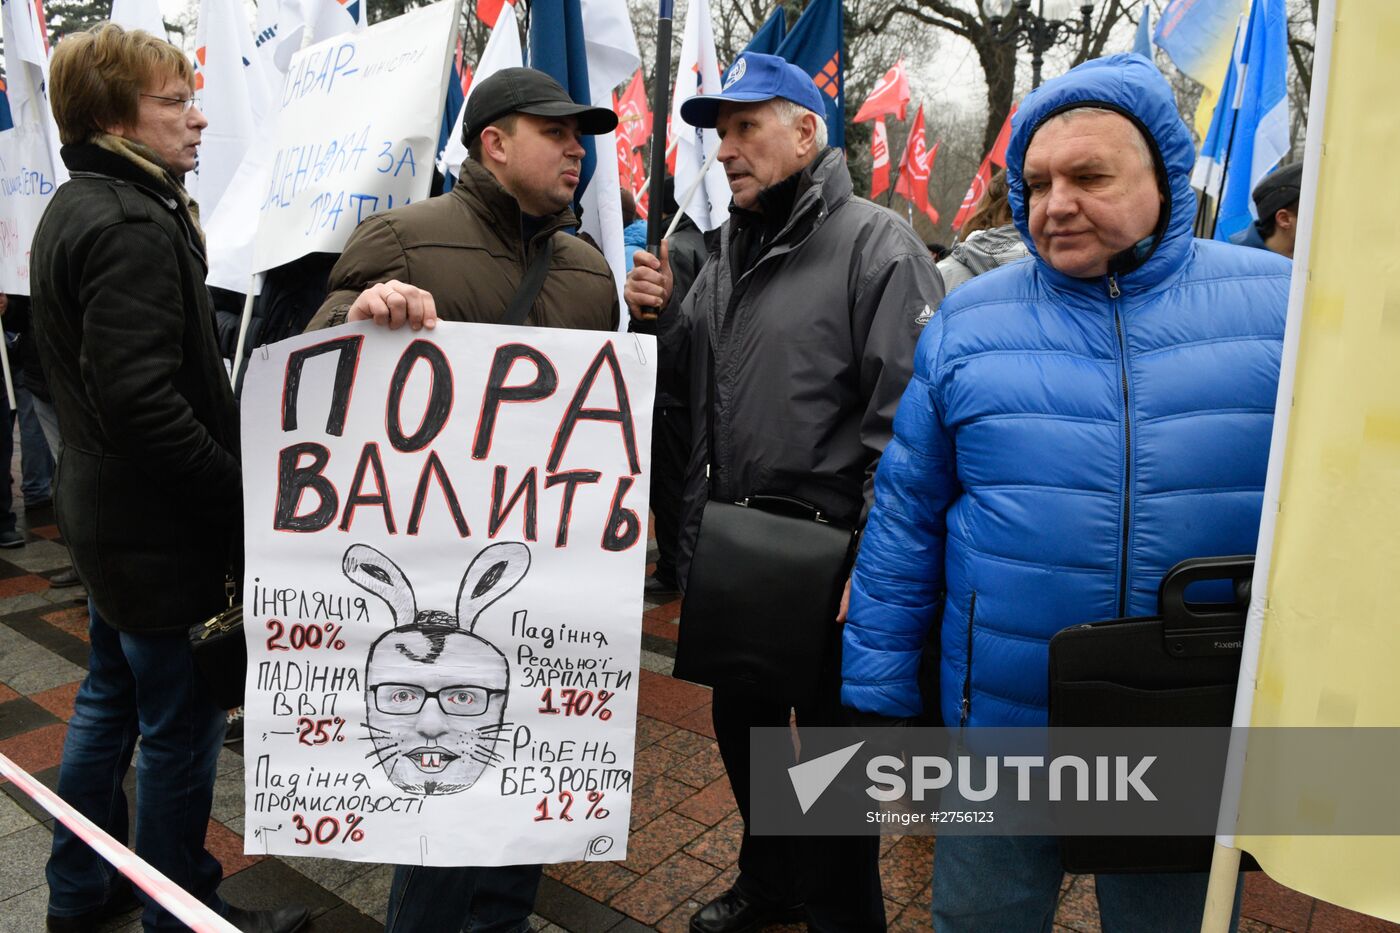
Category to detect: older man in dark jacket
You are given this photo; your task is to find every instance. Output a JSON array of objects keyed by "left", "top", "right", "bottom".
[
  {"left": 30, "top": 24, "right": 305, "bottom": 933},
  {"left": 626, "top": 52, "right": 942, "bottom": 933}
]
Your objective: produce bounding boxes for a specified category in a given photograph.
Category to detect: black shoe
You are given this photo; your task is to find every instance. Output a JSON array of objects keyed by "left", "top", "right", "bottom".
[
  {"left": 46, "top": 887, "right": 141, "bottom": 932},
  {"left": 0, "top": 528, "right": 23, "bottom": 549},
  {"left": 223, "top": 904, "right": 311, "bottom": 933},
  {"left": 49, "top": 567, "right": 81, "bottom": 588},
  {"left": 644, "top": 573, "right": 680, "bottom": 598},
  {"left": 25, "top": 496, "right": 52, "bottom": 511},
  {"left": 689, "top": 889, "right": 803, "bottom": 933}
]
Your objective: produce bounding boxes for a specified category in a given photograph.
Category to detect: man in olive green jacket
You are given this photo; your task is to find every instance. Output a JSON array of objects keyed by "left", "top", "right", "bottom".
[
  {"left": 309, "top": 67, "right": 619, "bottom": 334},
  {"left": 306, "top": 68, "right": 619, "bottom": 933}
]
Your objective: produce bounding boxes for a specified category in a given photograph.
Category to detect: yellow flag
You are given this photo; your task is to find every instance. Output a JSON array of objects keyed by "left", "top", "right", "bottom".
[
  {"left": 1232, "top": 0, "right": 1400, "bottom": 921},
  {"left": 1155, "top": 0, "right": 1250, "bottom": 135}
]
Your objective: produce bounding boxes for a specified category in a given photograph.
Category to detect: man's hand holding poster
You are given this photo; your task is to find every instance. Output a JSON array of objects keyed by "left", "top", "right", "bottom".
[{"left": 240, "top": 322, "right": 656, "bottom": 866}]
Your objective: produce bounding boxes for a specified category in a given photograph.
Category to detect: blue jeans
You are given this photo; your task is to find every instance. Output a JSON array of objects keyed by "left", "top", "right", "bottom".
[
  {"left": 16, "top": 384, "right": 53, "bottom": 503},
  {"left": 385, "top": 864, "right": 542, "bottom": 933},
  {"left": 46, "top": 603, "right": 228, "bottom": 931},
  {"left": 930, "top": 835, "right": 1242, "bottom": 933}
]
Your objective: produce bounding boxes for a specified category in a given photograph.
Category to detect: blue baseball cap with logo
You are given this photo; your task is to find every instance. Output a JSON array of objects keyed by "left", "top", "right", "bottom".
[{"left": 679, "top": 52, "right": 826, "bottom": 129}]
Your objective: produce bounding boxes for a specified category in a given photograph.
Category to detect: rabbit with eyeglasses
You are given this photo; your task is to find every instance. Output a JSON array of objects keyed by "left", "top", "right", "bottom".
[{"left": 346, "top": 541, "right": 529, "bottom": 795}]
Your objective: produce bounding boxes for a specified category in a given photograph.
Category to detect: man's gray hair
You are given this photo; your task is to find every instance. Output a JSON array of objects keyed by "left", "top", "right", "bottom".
[
  {"left": 772, "top": 98, "right": 829, "bottom": 150},
  {"left": 1043, "top": 106, "right": 1154, "bottom": 172}
]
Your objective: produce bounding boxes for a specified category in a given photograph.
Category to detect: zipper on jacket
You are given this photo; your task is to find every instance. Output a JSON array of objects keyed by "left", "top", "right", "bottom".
[
  {"left": 1109, "top": 272, "right": 1132, "bottom": 617},
  {"left": 960, "top": 591, "right": 977, "bottom": 726}
]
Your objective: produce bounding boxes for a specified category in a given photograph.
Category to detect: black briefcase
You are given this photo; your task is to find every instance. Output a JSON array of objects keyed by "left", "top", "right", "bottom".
[
  {"left": 673, "top": 495, "right": 856, "bottom": 705},
  {"left": 1048, "top": 556, "right": 1260, "bottom": 874}
]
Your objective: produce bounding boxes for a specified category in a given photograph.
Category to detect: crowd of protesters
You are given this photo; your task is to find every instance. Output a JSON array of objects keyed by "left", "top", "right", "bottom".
[{"left": 17, "top": 18, "right": 1310, "bottom": 933}]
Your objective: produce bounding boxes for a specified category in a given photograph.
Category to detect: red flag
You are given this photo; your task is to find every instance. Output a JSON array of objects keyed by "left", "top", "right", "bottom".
[
  {"left": 953, "top": 105, "right": 1017, "bottom": 231},
  {"left": 476, "top": 0, "right": 513, "bottom": 27},
  {"left": 894, "top": 105, "right": 940, "bottom": 225},
  {"left": 616, "top": 70, "right": 651, "bottom": 151},
  {"left": 617, "top": 124, "right": 632, "bottom": 191},
  {"left": 870, "top": 118, "right": 891, "bottom": 199},
  {"left": 989, "top": 102, "right": 1016, "bottom": 168},
  {"left": 853, "top": 59, "right": 910, "bottom": 123}
]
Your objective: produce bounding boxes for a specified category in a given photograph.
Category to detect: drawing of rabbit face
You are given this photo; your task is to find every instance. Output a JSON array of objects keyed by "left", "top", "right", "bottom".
[
  {"left": 365, "top": 625, "right": 509, "bottom": 794},
  {"left": 345, "top": 541, "right": 531, "bottom": 797}
]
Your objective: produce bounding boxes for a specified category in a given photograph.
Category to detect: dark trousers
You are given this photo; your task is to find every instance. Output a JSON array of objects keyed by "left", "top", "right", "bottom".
[
  {"left": 649, "top": 405, "right": 690, "bottom": 584},
  {"left": 46, "top": 604, "right": 227, "bottom": 930},
  {"left": 711, "top": 669, "right": 885, "bottom": 933},
  {"left": 385, "top": 863, "right": 542, "bottom": 933}
]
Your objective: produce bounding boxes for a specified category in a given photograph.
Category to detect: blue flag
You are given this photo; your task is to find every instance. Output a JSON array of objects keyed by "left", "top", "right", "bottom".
[
  {"left": 774, "top": 0, "right": 843, "bottom": 149},
  {"left": 438, "top": 64, "right": 466, "bottom": 193},
  {"left": 744, "top": 6, "right": 786, "bottom": 56},
  {"left": 1211, "top": 0, "right": 1289, "bottom": 242},
  {"left": 528, "top": 0, "right": 595, "bottom": 210},
  {"left": 1133, "top": 3, "right": 1153, "bottom": 58}
]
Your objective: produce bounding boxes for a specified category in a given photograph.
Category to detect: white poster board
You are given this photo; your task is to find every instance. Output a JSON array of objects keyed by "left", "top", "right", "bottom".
[
  {"left": 240, "top": 321, "right": 655, "bottom": 867},
  {"left": 251, "top": 0, "right": 454, "bottom": 273},
  {"left": 0, "top": 125, "right": 60, "bottom": 295}
]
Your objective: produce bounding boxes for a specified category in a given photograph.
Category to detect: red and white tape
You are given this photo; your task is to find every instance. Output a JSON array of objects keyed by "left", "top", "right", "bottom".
[{"left": 0, "top": 751, "right": 239, "bottom": 933}]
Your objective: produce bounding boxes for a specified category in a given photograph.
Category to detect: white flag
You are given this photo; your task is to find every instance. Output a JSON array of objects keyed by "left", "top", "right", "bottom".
[
  {"left": 440, "top": 1, "right": 523, "bottom": 179},
  {"left": 671, "top": 0, "right": 729, "bottom": 231},
  {"left": 188, "top": 0, "right": 275, "bottom": 217},
  {"left": 253, "top": 0, "right": 307, "bottom": 83},
  {"left": 110, "top": 0, "right": 166, "bottom": 38},
  {"left": 0, "top": 0, "right": 68, "bottom": 295},
  {"left": 578, "top": 0, "right": 640, "bottom": 321},
  {"left": 305, "top": 0, "right": 366, "bottom": 45}
]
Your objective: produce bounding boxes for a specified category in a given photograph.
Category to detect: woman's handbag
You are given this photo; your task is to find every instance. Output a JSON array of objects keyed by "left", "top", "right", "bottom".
[
  {"left": 188, "top": 576, "right": 245, "bottom": 710},
  {"left": 673, "top": 494, "right": 857, "bottom": 704}
]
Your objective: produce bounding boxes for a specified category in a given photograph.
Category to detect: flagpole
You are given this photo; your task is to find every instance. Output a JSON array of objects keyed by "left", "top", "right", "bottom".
[
  {"left": 1199, "top": 3, "right": 1334, "bottom": 929},
  {"left": 635, "top": 137, "right": 679, "bottom": 210},
  {"left": 1206, "top": 108, "right": 1243, "bottom": 239},
  {"left": 666, "top": 144, "right": 719, "bottom": 240},
  {"left": 645, "top": 0, "right": 675, "bottom": 256},
  {"left": 230, "top": 273, "right": 264, "bottom": 396}
]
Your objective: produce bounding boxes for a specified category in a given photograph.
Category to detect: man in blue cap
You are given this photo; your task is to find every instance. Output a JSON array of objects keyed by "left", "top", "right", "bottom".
[{"left": 626, "top": 52, "right": 942, "bottom": 933}]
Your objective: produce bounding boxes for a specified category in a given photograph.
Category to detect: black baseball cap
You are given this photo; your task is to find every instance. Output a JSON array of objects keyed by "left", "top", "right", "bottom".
[
  {"left": 463, "top": 67, "right": 618, "bottom": 147},
  {"left": 1252, "top": 162, "right": 1303, "bottom": 221}
]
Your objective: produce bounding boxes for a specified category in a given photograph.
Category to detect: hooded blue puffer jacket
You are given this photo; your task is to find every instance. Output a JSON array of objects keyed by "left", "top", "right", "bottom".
[{"left": 840, "top": 54, "right": 1291, "bottom": 726}]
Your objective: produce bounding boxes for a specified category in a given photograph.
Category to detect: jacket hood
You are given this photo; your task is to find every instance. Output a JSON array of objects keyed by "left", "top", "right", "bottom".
[{"left": 1005, "top": 53, "right": 1197, "bottom": 293}]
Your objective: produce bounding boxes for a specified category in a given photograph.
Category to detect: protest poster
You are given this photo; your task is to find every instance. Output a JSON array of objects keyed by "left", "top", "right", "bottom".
[
  {"left": 251, "top": 0, "right": 455, "bottom": 273},
  {"left": 240, "top": 321, "right": 655, "bottom": 867},
  {"left": 0, "top": 124, "right": 58, "bottom": 294}
]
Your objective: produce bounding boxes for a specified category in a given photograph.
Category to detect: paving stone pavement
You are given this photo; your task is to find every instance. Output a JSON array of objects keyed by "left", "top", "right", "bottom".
[{"left": 0, "top": 503, "right": 1393, "bottom": 932}]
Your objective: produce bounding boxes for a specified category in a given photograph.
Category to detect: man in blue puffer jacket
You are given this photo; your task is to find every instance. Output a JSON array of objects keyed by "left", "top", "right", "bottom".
[{"left": 841, "top": 54, "right": 1289, "bottom": 931}]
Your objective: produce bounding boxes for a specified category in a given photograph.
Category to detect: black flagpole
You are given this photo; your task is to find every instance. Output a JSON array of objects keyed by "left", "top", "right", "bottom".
[
  {"left": 1205, "top": 104, "right": 1243, "bottom": 240},
  {"left": 646, "top": 0, "right": 675, "bottom": 256}
]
